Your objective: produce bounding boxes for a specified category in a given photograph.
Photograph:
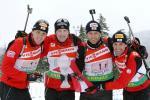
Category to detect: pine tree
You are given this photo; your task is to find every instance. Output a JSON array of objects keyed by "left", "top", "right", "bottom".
[
  {"left": 98, "top": 13, "right": 109, "bottom": 31},
  {"left": 78, "top": 25, "right": 87, "bottom": 42},
  {"left": 98, "top": 13, "right": 110, "bottom": 38}
]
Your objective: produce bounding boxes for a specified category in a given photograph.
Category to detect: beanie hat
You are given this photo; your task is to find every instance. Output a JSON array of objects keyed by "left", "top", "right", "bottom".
[
  {"left": 112, "top": 31, "right": 127, "bottom": 44},
  {"left": 86, "top": 20, "right": 101, "bottom": 33},
  {"left": 32, "top": 19, "right": 49, "bottom": 33},
  {"left": 54, "top": 18, "right": 70, "bottom": 32}
]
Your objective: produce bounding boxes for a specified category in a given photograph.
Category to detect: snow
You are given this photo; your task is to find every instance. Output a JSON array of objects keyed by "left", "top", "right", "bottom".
[
  {"left": 29, "top": 82, "right": 123, "bottom": 100},
  {"left": 29, "top": 82, "right": 45, "bottom": 100}
]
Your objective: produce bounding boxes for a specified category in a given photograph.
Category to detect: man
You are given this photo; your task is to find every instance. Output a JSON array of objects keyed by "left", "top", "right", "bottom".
[
  {"left": 0, "top": 19, "right": 49, "bottom": 100},
  {"left": 80, "top": 20, "right": 114, "bottom": 100},
  {"left": 43, "top": 18, "right": 85, "bottom": 100},
  {"left": 104, "top": 31, "right": 150, "bottom": 100}
]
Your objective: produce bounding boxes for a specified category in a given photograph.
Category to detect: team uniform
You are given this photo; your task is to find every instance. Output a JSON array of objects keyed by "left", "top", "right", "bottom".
[
  {"left": 43, "top": 34, "right": 85, "bottom": 100},
  {"left": 80, "top": 20, "right": 114, "bottom": 100},
  {"left": 43, "top": 18, "right": 85, "bottom": 100},
  {"left": 0, "top": 19, "right": 49, "bottom": 100},
  {"left": 0, "top": 35, "right": 42, "bottom": 100},
  {"left": 105, "top": 31, "right": 150, "bottom": 100}
]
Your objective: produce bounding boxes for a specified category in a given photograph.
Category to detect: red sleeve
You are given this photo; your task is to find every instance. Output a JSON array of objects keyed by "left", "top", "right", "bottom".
[
  {"left": 1, "top": 38, "right": 27, "bottom": 82},
  {"left": 105, "top": 52, "right": 138, "bottom": 90}
]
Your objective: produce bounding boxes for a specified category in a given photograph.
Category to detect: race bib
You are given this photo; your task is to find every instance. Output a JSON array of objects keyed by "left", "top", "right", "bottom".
[
  {"left": 15, "top": 58, "right": 40, "bottom": 73},
  {"left": 85, "top": 58, "right": 113, "bottom": 76},
  {"left": 48, "top": 55, "right": 74, "bottom": 74}
]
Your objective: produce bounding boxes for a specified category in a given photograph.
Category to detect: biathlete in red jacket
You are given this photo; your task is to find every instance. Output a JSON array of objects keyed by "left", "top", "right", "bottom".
[
  {"left": 42, "top": 18, "right": 88, "bottom": 100},
  {"left": 0, "top": 19, "right": 49, "bottom": 100},
  {"left": 104, "top": 31, "right": 150, "bottom": 100},
  {"left": 80, "top": 20, "right": 114, "bottom": 100}
]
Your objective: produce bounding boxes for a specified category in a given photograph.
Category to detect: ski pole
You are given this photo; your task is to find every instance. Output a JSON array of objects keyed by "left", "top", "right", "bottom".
[
  {"left": 89, "top": 9, "right": 96, "bottom": 21},
  {"left": 24, "top": 5, "right": 32, "bottom": 32},
  {"left": 124, "top": 16, "right": 135, "bottom": 40},
  {"left": 124, "top": 16, "right": 150, "bottom": 78}
]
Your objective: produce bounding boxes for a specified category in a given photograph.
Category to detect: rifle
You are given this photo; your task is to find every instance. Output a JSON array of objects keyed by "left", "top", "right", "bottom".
[{"left": 124, "top": 16, "right": 150, "bottom": 79}]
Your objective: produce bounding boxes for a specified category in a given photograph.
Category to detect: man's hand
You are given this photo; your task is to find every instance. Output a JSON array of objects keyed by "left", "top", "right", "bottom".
[
  {"left": 131, "top": 37, "right": 140, "bottom": 49},
  {"left": 27, "top": 71, "right": 42, "bottom": 81},
  {"left": 15, "top": 30, "right": 27, "bottom": 39},
  {"left": 85, "top": 86, "right": 97, "bottom": 94}
]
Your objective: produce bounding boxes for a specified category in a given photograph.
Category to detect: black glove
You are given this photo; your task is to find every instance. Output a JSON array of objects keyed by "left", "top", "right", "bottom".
[
  {"left": 15, "top": 30, "right": 27, "bottom": 39},
  {"left": 60, "top": 74, "right": 72, "bottom": 81},
  {"left": 27, "top": 72, "right": 42, "bottom": 81},
  {"left": 85, "top": 86, "right": 97, "bottom": 94},
  {"left": 131, "top": 37, "right": 140, "bottom": 49},
  {"left": 85, "top": 83, "right": 105, "bottom": 93},
  {"left": 138, "top": 46, "right": 148, "bottom": 59},
  {"left": 131, "top": 37, "right": 148, "bottom": 59},
  {"left": 85, "top": 85, "right": 97, "bottom": 93},
  {"left": 70, "top": 73, "right": 82, "bottom": 81}
]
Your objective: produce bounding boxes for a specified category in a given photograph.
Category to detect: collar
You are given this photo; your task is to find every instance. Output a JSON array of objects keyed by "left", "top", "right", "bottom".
[{"left": 87, "top": 38, "right": 102, "bottom": 49}]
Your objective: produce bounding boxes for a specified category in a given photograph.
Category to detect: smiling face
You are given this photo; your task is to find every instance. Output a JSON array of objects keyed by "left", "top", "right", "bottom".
[
  {"left": 113, "top": 42, "right": 127, "bottom": 56},
  {"left": 87, "top": 31, "right": 101, "bottom": 44},
  {"left": 32, "top": 30, "right": 47, "bottom": 45},
  {"left": 56, "top": 29, "right": 69, "bottom": 42}
]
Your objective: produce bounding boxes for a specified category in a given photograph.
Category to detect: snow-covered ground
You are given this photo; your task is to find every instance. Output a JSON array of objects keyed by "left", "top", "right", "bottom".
[{"left": 29, "top": 82, "right": 123, "bottom": 100}]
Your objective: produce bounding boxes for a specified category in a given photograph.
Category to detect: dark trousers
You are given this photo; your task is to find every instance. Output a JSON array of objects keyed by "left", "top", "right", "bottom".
[
  {"left": 80, "top": 90, "right": 112, "bottom": 100},
  {"left": 123, "top": 86, "right": 150, "bottom": 100},
  {"left": 45, "top": 88, "right": 75, "bottom": 100},
  {"left": 0, "top": 82, "right": 31, "bottom": 100}
]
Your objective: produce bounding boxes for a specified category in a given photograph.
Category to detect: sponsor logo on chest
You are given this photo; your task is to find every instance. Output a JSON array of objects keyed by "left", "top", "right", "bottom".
[
  {"left": 21, "top": 48, "right": 41, "bottom": 58},
  {"left": 48, "top": 46, "right": 77, "bottom": 56},
  {"left": 85, "top": 47, "right": 110, "bottom": 62}
]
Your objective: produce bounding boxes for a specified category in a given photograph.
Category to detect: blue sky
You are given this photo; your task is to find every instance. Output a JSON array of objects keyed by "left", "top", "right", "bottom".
[{"left": 0, "top": 0, "right": 150, "bottom": 47}]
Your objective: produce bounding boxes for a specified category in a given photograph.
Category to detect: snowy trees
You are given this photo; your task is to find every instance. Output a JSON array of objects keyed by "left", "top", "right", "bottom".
[{"left": 78, "top": 25, "right": 87, "bottom": 42}]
